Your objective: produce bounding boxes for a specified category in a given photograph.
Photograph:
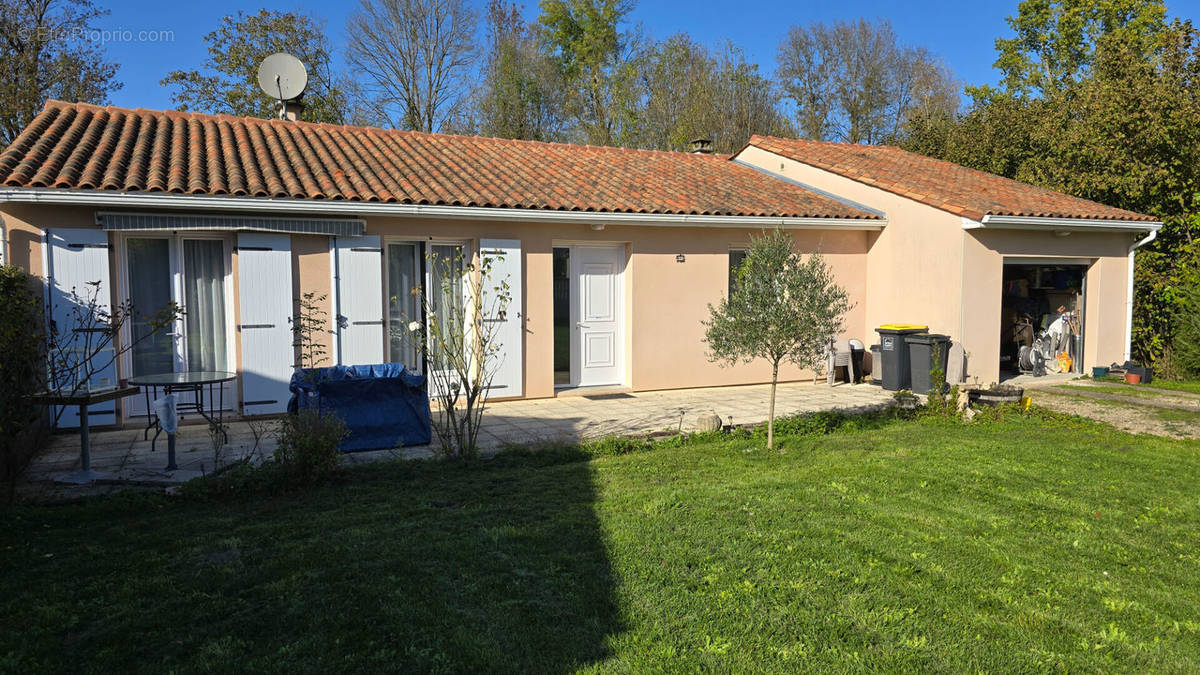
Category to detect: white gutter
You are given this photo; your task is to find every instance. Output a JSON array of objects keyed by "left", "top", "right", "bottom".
[
  {"left": 974, "top": 214, "right": 1163, "bottom": 232},
  {"left": 1125, "top": 228, "right": 1158, "bottom": 362},
  {"left": 0, "top": 187, "right": 885, "bottom": 230}
]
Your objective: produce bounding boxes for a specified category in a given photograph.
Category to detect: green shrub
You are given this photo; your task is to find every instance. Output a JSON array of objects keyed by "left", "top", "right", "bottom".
[
  {"left": 1173, "top": 274, "right": 1200, "bottom": 378},
  {"left": 273, "top": 408, "right": 348, "bottom": 486},
  {"left": 0, "top": 265, "right": 46, "bottom": 499}
]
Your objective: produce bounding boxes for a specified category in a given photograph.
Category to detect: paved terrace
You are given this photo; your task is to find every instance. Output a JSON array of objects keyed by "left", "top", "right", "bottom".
[{"left": 20, "top": 381, "right": 892, "bottom": 502}]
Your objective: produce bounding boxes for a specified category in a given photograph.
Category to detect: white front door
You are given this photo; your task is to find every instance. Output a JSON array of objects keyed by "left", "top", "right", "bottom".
[{"left": 571, "top": 244, "right": 625, "bottom": 387}]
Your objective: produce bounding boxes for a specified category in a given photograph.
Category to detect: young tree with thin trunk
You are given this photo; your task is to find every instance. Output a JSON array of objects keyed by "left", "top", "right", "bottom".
[
  {"left": 703, "top": 230, "right": 851, "bottom": 450},
  {"left": 347, "top": 0, "right": 477, "bottom": 132}
]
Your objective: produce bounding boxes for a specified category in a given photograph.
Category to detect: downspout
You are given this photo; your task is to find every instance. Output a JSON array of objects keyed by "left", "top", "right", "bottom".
[{"left": 1124, "top": 229, "right": 1158, "bottom": 362}]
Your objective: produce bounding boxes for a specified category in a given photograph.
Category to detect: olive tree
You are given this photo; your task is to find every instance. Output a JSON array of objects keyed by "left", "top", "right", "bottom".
[{"left": 703, "top": 230, "right": 851, "bottom": 449}]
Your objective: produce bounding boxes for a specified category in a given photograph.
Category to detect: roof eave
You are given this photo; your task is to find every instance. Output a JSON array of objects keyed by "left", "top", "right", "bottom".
[
  {"left": 0, "top": 187, "right": 886, "bottom": 230},
  {"left": 972, "top": 214, "right": 1162, "bottom": 232}
]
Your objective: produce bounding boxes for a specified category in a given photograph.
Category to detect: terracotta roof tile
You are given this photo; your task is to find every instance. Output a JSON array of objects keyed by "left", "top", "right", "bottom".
[
  {"left": 0, "top": 100, "right": 876, "bottom": 220},
  {"left": 747, "top": 135, "right": 1156, "bottom": 222}
]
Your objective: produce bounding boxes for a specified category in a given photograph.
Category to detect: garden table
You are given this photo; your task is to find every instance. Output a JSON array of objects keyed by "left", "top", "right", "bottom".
[
  {"left": 28, "top": 386, "right": 141, "bottom": 484},
  {"left": 129, "top": 371, "right": 236, "bottom": 451}
]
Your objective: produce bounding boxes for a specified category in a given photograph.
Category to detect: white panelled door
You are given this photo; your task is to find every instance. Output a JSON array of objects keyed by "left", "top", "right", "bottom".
[
  {"left": 480, "top": 239, "right": 523, "bottom": 398},
  {"left": 237, "top": 233, "right": 294, "bottom": 415},
  {"left": 571, "top": 244, "right": 625, "bottom": 387},
  {"left": 46, "top": 228, "right": 117, "bottom": 428},
  {"left": 334, "top": 235, "right": 384, "bottom": 366}
]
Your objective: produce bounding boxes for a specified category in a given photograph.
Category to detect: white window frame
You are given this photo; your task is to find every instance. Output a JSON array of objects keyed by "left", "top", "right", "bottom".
[
  {"left": 381, "top": 237, "right": 472, "bottom": 382},
  {"left": 382, "top": 238, "right": 425, "bottom": 371},
  {"left": 115, "top": 231, "right": 237, "bottom": 380}
]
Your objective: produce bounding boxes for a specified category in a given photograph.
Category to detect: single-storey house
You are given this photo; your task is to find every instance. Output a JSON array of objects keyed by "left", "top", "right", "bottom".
[{"left": 0, "top": 100, "right": 1160, "bottom": 427}]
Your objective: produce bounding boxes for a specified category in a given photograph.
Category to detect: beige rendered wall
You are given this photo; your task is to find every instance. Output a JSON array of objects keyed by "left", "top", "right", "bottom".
[
  {"left": 1, "top": 202, "right": 99, "bottom": 276},
  {"left": 735, "top": 146, "right": 1138, "bottom": 385},
  {"left": 3, "top": 203, "right": 870, "bottom": 402},
  {"left": 291, "top": 233, "right": 335, "bottom": 367},
  {"left": 962, "top": 229, "right": 1132, "bottom": 385},
  {"left": 735, "top": 145, "right": 968, "bottom": 342},
  {"left": 360, "top": 215, "right": 870, "bottom": 399}
]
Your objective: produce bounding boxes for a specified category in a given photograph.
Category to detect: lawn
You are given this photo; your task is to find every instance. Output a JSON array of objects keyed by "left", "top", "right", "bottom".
[
  {"left": 1095, "top": 374, "right": 1200, "bottom": 395},
  {"left": 3, "top": 413, "right": 1200, "bottom": 672}
]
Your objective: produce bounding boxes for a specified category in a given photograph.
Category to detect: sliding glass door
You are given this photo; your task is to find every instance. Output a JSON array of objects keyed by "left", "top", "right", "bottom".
[
  {"left": 384, "top": 241, "right": 468, "bottom": 383},
  {"left": 127, "top": 237, "right": 175, "bottom": 377},
  {"left": 182, "top": 239, "right": 229, "bottom": 373},
  {"left": 122, "top": 234, "right": 233, "bottom": 417},
  {"left": 428, "top": 243, "right": 465, "bottom": 372},
  {"left": 386, "top": 242, "right": 421, "bottom": 368}
]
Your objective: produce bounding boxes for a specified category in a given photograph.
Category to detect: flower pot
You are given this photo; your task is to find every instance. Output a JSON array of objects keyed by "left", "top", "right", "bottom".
[
  {"left": 1124, "top": 372, "right": 1142, "bottom": 384},
  {"left": 1091, "top": 366, "right": 1108, "bottom": 379}
]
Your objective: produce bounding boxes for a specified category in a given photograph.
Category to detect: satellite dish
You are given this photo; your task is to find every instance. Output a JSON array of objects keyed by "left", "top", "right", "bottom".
[{"left": 257, "top": 53, "right": 308, "bottom": 102}]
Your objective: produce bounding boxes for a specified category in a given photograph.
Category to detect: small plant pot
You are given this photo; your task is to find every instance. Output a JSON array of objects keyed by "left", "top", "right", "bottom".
[
  {"left": 1091, "top": 366, "right": 1109, "bottom": 379},
  {"left": 1124, "top": 372, "right": 1142, "bottom": 384}
]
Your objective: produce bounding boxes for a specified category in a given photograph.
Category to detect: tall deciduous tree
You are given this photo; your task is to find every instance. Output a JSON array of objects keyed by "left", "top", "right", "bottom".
[
  {"left": 161, "top": 10, "right": 350, "bottom": 124},
  {"left": 0, "top": 0, "right": 120, "bottom": 147},
  {"left": 704, "top": 230, "right": 851, "bottom": 450},
  {"left": 776, "top": 18, "right": 958, "bottom": 144},
  {"left": 476, "top": 0, "right": 566, "bottom": 141},
  {"left": 638, "top": 37, "right": 791, "bottom": 153},
  {"left": 977, "top": 0, "right": 1167, "bottom": 100},
  {"left": 903, "top": 18, "right": 1200, "bottom": 368},
  {"left": 707, "top": 43, "right": 793, "bottom": 153},
  {"left": 538, "top": 0, "right": 641, "bottom": 146},
  {"left": 347, "top": 0, "right": 478, "bottom": 133},
  {"left": 636, "top": 33, "right": 713, "bottom": 151}
]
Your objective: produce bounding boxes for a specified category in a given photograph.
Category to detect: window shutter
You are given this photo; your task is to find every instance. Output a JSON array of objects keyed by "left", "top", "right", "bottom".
[
  {"left": 333, "top": 235, "right": 385, "bottom": 366},
  {"left": 480, "top": 239, "right": 523, "bottom": 397},
  {"left": 45, "top": 229, "right": 117, "bottom": 428},
  {"left": 237, "top": 233, "right": 294, "bottom": 415}
]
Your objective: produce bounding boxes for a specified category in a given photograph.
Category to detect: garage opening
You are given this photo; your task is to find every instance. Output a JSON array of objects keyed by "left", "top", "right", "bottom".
[{"left": 1001, "top": 260, "right": 1087, "bottom": 378}]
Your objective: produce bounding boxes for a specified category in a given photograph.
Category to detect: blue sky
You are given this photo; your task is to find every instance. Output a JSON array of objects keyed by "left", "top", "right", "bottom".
[{"left": 96, "top": 0, "right": 1200, "bottom": 112}]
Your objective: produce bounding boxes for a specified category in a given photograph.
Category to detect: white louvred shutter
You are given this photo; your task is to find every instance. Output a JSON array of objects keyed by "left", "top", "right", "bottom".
[
  {"left": 45, "top": 228, "right": 117, "bottom": 428},
  {"left": 237, "top": 233, "right": 294, "bottom": 415},
  {"left": 480, "top": 239, "right": 522, "bottom": 398},
  {"left": 333, "top": 235, "right": 384, "bottom": 366}
]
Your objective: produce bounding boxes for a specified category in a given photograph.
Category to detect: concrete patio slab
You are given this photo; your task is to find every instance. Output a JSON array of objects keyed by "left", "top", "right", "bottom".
[{"left": 17, "top": 380, "right": 892, "bottom": 502}]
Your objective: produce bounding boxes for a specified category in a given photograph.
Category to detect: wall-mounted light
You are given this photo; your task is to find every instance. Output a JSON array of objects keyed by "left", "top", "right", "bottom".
[
  {"left": 676, "top": 254, "right": 686, "bottom": 263},
  {"left": 590, "top": 223, "right": 606, "bottom": 231}
]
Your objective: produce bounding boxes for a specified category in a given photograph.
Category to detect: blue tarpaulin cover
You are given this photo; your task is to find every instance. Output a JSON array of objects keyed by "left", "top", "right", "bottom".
[{"left": 287, "top": 364, "right": 432, "bottom": 451}]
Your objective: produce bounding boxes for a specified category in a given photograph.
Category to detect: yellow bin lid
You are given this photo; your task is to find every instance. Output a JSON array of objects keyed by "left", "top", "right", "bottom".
[{"left": 878, "top": 324, "right": 928, "bottom": 331}]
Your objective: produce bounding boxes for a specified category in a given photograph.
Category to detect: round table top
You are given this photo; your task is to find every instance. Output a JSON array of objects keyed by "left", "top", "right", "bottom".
[{"left": 129, "top": 370, "right": 237, "bottom": 386}]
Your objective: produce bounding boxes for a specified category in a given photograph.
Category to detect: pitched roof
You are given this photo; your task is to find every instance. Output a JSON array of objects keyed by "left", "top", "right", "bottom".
[
  {"left": 0, "top": 100, "right": 877, "bottom": 221},
  {"left": 746, "top": 135, "right": 1157, "bottom": 223}
]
